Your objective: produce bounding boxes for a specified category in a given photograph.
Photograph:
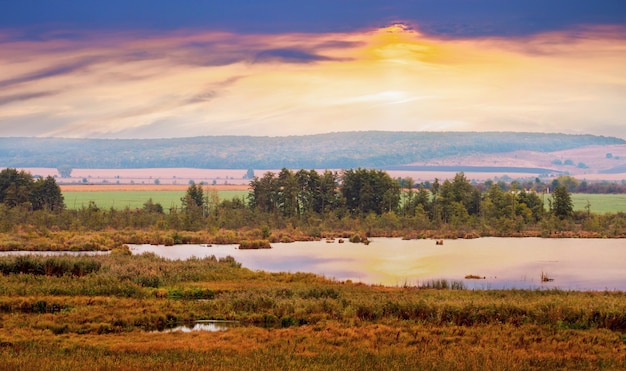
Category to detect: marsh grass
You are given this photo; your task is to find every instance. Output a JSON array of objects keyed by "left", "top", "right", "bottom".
[
  {"left": 0, "top": 253, "right": 625, "bottom": 369},
  {"left": 541, "top": 271, "right": 555, "bottom": 282},
  {"left": 418, "top": 279, "right": 466, "bottom": 290},
  {"left": 0, "top": 255, "right": 101, "bottom": 276},
  {"left": 238, "top": 240, "right": 271, "bottom": 249}
]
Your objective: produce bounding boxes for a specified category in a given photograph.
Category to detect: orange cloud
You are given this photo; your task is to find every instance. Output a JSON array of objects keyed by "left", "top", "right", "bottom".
[{"left": 0, "top": 24, "right": 624, "bottom": 139}]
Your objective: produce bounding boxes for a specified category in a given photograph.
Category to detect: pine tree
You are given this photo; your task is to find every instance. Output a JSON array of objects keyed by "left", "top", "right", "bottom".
[{"left": 551, "top": 185, "right": 573, "bottom": 219}]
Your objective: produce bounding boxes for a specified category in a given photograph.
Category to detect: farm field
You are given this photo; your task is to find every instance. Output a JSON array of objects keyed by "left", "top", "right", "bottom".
[
  {"left": 571, "top": 193, "right": 626, "bottom": 214},
  {"left": 61, "top": 185, "right": 249, "bottom": 210},
  {"left": 60, "top": 185, "right": 626, "bottom": 214}
]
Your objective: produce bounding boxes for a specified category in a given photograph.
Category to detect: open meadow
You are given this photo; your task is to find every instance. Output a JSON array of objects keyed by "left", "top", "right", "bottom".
[
  {"left": 61, "top": 184, "right": 249, "bottom": 210},
  {"left": 60, "top": 184, "right": 626, "bottom": 214},
  {"left": 571, "top": 193, "right": 626, "bottom": 214}
]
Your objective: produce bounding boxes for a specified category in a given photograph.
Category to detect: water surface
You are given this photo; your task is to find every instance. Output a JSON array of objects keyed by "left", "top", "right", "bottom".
[
  {"left": 157, "top": 321, "right": 235, "bottom": 333},
  {"left": 131, "top": 238, "right": 626, "bottom": 291}
]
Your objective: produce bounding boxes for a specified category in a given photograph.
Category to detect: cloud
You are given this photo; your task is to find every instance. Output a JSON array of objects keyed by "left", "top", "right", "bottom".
[
  {"left": 0, "top": 56, "right": 101, "bottom": 88},
  {"left": 0, "top": 24, "right": 624, "bottom": 140},
  {"left": 186, "top": 90, "right": 217, "bottom": 104},
  {"left": 0, "top": 91, "right": 58, "bottom": 106},
  {"left": 254, "top": 48, "right": 335, "bottom": 64}
]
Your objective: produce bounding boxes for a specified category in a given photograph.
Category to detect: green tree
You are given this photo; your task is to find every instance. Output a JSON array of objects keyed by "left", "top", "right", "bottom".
[
  {"left": 277, "top": 168, "right": 299, "bottom": 217},
  {"left": 318, "top": 170, "right": 339, "bottom": 213},
  {"left": 248, "top": 172, "right": 279, "bottom": 213},
  {"left": 244, "top": 168, "right": 255, "bottom": 179},
  {"left": 485, "top": 183, "right": 515, "bottom": 220},
  {"left": 435, "top": 174, "right": 479, "bottom": 225},
  {"left": 294, "top": 169, "right": 321, "bottom": 215},
  {"left": 555, "top": 175, "right": 579, "bottom": 192},
  {"left": 551, "top": 185, "right": 573, "bottom": 219},
  {"left": 182, "top": 182, "right": 204, "bottom": 210},
  {"left": 341, "top": 168, "right": 400, "bottom": 215},
  {"left": 0, "top": 168, "right": 35, "bottom": 208},
  {"left": 180, "top": 182, "right": 206, "bottom": 230},
  {"left": 31, "top": 176, "right": 64, "bottom": 211},
  {"left": 142, "top": 198, "right": 164, "bottom": 214},
  {"left": 57, "top": 165, "right": 73, "bottom": 178},
  {"left": 516, "top": 189, "right": 544, "bottom": 222},
  {"left": 400, "top": 177, "right": 415, "bottom": 216}
]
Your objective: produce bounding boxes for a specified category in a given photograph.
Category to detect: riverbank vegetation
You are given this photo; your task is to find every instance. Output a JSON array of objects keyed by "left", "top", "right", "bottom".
[
  {"left": 1, "top": 167, "right": 625, "bottom": 286},
  {"left": 1, "top": 168, "right": 625, "bottom": 253},
  {"left": 0, "top": 253, "right": 625, "bottom": 369}
]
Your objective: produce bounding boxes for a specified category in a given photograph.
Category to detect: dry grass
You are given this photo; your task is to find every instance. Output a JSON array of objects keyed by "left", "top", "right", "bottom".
[
  {"left": 1, "top": 317, "right": 625, "bottom": 370},
  {"left": 1, "top": 253, "right": 626, "bottom": 369}
]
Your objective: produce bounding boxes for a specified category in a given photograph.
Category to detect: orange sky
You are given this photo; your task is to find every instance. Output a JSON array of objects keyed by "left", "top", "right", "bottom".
[{"left": 1, "top": 23, "right": 625, "bottom": 139}]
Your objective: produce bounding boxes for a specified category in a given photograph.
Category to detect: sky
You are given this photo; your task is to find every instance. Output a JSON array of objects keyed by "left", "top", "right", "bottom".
[{"left": 1, "top": 1, "right": 625, "bottom": 139}]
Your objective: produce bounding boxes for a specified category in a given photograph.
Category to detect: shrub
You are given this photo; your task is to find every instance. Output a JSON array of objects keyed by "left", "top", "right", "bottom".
[{"left": 238, "top": 240, "right": 271, "bottom": 249}]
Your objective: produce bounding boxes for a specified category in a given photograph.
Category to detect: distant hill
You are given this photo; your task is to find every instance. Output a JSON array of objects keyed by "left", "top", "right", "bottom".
[{"left": 0, "top": 132, "right": 624, "bottom": 171}]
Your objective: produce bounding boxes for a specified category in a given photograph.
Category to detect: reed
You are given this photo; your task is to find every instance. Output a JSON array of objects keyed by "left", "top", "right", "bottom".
[
  {"left": 0, "top": 253, "right": 625, "bottom": 369},
  {"left": 238, "top": 240, "right": 271, "bottom": 249}
]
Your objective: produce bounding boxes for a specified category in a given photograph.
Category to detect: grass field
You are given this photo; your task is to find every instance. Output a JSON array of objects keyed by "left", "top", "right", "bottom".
[
  {"left": 571, "top": 193, "right": 626, "bottom": 214},
  {"left": 63, "top": 190, "right": 249, "bottom": 210},
  {"left": 62, "top": 186, "right": 626, "bottom": 214}
]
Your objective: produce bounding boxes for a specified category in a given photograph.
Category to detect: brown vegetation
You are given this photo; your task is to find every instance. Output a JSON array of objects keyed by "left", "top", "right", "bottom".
[
  {"left": 238, "top": 240, "right": 272, "bottom": 249},
  {"left": 0, "top": 253, "right": 625, "bottom": 369}
]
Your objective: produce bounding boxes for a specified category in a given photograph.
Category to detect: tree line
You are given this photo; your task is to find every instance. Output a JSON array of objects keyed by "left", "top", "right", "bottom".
[
  {"left": 247, "top": 169, "right": 574, "bottom": 226},
  {"left": 0, "top": 168, "right": 64, "bottom": 211},
  {"left": 1, "top": 167, "right": 624, "bottom": 240}
]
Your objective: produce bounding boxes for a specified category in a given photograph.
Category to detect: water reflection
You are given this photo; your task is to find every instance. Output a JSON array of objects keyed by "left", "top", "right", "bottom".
[
  {"left": 129, "top": 238, "right": 626, "bottom": 291},
  {"left": 158, "top": 321, "right": 235, "bottom": 333}
]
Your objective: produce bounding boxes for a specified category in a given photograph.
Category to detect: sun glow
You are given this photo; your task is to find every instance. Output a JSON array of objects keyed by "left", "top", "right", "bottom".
[
  {"left": 361, "top": 23, "right": 438, "bottom": 64},
  {"left": 0, "top": 24, "right": 624, "bottom": 138}
]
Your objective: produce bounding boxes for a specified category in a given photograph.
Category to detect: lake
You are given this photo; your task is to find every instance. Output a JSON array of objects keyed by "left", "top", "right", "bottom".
[{"left": 130, "top": 238, "right": 626, "bottom": 291}]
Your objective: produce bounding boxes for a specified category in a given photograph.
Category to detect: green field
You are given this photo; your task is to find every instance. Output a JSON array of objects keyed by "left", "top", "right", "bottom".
[
  {"left": 571, "top": 193, "right": 626, "bottom": 214},
  {"left": 63, "top": 190, "right": 249, "bottom": 210},
  {"left": 63, "top": 190, "right": 626, "bottom": 214}
]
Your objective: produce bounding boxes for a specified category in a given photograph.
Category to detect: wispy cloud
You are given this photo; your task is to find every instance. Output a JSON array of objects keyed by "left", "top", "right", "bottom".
[
  {"left": 0, "top": 24, "right": 624, "bottom": 139},
  {"left": 0, "top": 56, "right": 102, "bottom": 88},
  {"left": 254, "top": 48, "right": 336, "bottom": 64},
  {"left": 0, "top": 91, "right": 58, "bottom": 106}
]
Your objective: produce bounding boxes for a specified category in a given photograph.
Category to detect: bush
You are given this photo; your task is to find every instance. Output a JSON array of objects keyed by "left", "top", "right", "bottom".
[{"left": 238, "top": 240, "right": 271, "bottom": 249}]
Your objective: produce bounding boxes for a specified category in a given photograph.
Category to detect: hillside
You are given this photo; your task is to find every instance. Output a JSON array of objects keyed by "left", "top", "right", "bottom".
[
  {"left": 0, "top": 132, "right": 624, "bottom": 172},
  {"left": 394, "top": 144, "right": 626, "bottom": 177}
]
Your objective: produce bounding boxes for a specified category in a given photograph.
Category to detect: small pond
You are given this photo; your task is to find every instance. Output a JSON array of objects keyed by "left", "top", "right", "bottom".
[
  {"left": 157, "top": 320, "right": 236, "bottom": 333},
  {"left": 130, "top": 238, "right": 626, "bottom": 291}
]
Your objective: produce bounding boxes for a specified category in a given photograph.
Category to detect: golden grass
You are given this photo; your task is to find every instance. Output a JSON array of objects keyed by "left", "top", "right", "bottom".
[
  {"left": 0, "top": 323, "right": 624, "bottom": 370},
  {"left": 1, "top": 253, "right": 625, "bottom": 369}
]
